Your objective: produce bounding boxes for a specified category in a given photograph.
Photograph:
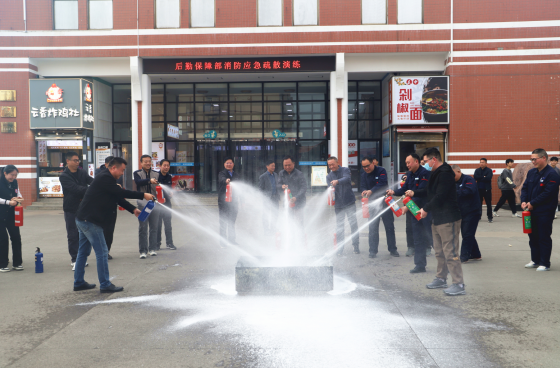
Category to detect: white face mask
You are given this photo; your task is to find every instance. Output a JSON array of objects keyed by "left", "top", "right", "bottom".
[{"left": 423, "top": 160, "right": 432, "bottom": 171}]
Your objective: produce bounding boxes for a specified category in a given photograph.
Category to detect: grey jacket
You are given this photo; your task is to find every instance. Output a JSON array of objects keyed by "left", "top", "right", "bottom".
[
  {"left": 326, "top": 166, "right": 356, "bottom": 209},
  {"left": 277, "top": 169, "right": 307, "bottom": 209},
  {"left": 498, "top": 168, "right": 516, "bottom": 190},
  {"left": 258, "top": 171, "right": 279, "bottom": 199},
  {"left": 133, "top": 168, "right": 159, "bottom": 208}
]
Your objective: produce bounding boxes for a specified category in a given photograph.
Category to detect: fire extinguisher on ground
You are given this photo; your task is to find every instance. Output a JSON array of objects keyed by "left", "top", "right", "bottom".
[
  {"left": 522, "top": 211, "right": 532, "bottom": 234},
  {"left": 385, "top": 195, "right": 404, "bottom": 217},
  {"left": 327, "top": 186, "right": 336, "bottom": 206},
  {"left": 35, "top": 247, "right": 43, "bottom": 273},
  {"left": 225, "top": 183, "right": 232, "bottom": 202},
  {"left": 14, "top": 204, "right": 23, "bottom": 227},
  {"left": 362, "top": 196, "right": 370, "bottom": 218},
  {"left": 156, "top": 184, "right": 166, "bottom": 203},
  {"left": 403, "top": 197, "right": 422, "bottom": 221}
]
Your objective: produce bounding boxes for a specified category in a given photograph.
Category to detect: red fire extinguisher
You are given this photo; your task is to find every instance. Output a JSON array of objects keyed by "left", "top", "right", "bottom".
[
  {"left": 225, "top": 183, "right": 232, "bottom": 202},
  {"left": 362, "top": 196, "right": 370, "bottom": 218},
  {"left": 285, "top": 188, "right": 295, "bottom": 208},
  {"left": 118, "top": 205, "right": 125, "bottom": 211},
  {"left": 327, "top": 186, "right": 335, "bottom": 206},
  {"left": 14, "top": 204, "right": 23, "bottom": 227},
  {"left": 522, "top": 211, "right": 532, "bottom": 234},
  {"left": 403, "top": 197, "right": 422, "bottom": 221},
  {"left": 385, "top": 195, "right": 403, "bottom": 217},
  {"left": 156, "top": 184, "right": 165, "bottom": 203}
]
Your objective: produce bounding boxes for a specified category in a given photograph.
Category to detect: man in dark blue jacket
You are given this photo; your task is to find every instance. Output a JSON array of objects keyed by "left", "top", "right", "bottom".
[
  {"left": 474, "top": 158, "right": 494, "bottom": 222},
  {"left": 327, "top": 157, "right": 359, "bottom": 256},
  {"left": 452, "top": 165, "right": 482, "bottom": 263},
  {"left": 360, "top": 157, "right": 398, "bottom": 258},
  {"left": 521, "top": 149, "right": 560, "bottom": 271},
  {"left": 387, "top": 153, "right": 430, "bottom": 272}
]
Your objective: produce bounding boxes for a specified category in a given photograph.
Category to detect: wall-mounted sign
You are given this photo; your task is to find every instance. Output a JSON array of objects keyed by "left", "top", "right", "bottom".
[
  {"left": 29, "top": 79, "right": 94, "bottom": 130},
  {"left": 0, "top": 106, "right": 16, "bottom": 117},
  {"left": 144, "top": 56, "right": 336, "bottom": 74},
  {"left": 390, "top": 76, "right": 449, "bottom": 125},
  {"left": 272, "top": 129, "right": 287, "bottom": 139},
  {"left": 167, "top": 124, "right": 180, "bottom": 139},
  {"left": 299, "top": 161, "right": 327, "bottom": 166},
  {"left": 203, "top": 130, "right": 217, "bottom": 139},
  {"left": 1, "top": 122, "right": 16, "bottom": 133},
  {"left": 311, "top": 166, "right": 328, "bottom": 186},
  {"left": 348, "top": 140, "right": 358, "bottom": 166},
  {"left": 39, "top": 177, "right": 63, "bottom": 198},
  {"left": 0, "top": 90, "right": 16, "bottom": 101},
  {"left": 152, "top": 142, "right": 165, "bottom": 171},
  {"left": 46, "top": 140, "right": 83, "bottom": 149}
]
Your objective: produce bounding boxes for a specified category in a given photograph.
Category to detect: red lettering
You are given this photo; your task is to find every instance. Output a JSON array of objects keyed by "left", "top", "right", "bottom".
[
  {"left": 283, "top": 60, "right": 291, "bottom": 69},
  {"left": 292, "top": 60, "right": 301, "bottom": 69},
  {"left": 175, "top": 62, "right": 183, "bottom": 71},
  {"left": 205, "top": 62, "right": 212, "bottom": 70},
  {"left": 263, "top": 61, "right": 271, "bottom": 69},
  {"left": 185, "top": 62, "right": 193, "bottom": 71},
  {"left": 215, "top": 62, "right": 222, "bottom": 70},
  {"left": 224, "top": 62, "right": 232, "bottom": 70},
  {"left": 253, "top": 61, "right": 261, "bottom": 70},
  {"left": 195, "top": 62, "right": 203, "bottom": 71},
  {"left": 244, "top": 61, "right": 252, "bottom": 69},
  {"left": 399, "top": 89, "right": 412, "bottom": 101},
  {"left": 410, "top": 108, "right": 422, "bottom": 120},
  {"left": 234, "top": 62, "right": 242, "bottom": 70},
  {"left": 273, "top": 61, "right": 281, "bottom": 69}
]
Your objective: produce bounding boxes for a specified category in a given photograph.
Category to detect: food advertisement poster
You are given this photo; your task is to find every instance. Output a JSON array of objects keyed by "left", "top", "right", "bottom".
[
  {"left": 39, "top": 177, "right": 63, "bottom": 198},
  {"left": 151, "top": 142, "right": 165, "bottom": 171},
  {"left": 390, "top": 76, "right": 449, "bottom": 124},
  {"left": 311, "top": 166, "right": 328, "bottom": 187},
  {"left": 348, "top": 140, "right": 358, "bottom": 166},
  {"left": 172, "top": 175, "right": 195, "bottom": 191}
]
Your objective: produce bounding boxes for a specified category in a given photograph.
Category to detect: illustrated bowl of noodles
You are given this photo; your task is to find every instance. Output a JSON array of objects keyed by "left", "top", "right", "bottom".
[{"left": 421, "top": 89, "right": 448, "bottom": 116}]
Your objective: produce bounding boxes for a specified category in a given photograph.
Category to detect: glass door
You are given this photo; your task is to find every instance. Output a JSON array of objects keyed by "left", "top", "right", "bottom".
[
  {"left": 264, "top": 139, "right": 298, "bottom": 168},
  {"left": 230, "top": 140, "right": 264, "bottom": 186},
  {"left": 197, "top": 140, "right": 228, "bottom": 192}
]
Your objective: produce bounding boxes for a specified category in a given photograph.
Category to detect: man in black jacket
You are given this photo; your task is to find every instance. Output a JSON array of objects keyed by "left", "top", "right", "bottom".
[
  {"left": 59, "top": 151, "right": 93, "bottom": 270},
  {"left": 406, "top": 148, "right": 465, "bottom": 296},
  {"left": 218, "top": 157, "right": 240, "bottom": 247},
  {"left": 94, "top": 156, "right": 113, "bottom": 176},
  {"left": 277, "top": 156, "right": 307, "bottom": 224},
  {"left": 474, "top": 158, "right": 494, "bottom": 222},
  {"left": 74, "top": 157, "right": 154, "bottom": 293}
]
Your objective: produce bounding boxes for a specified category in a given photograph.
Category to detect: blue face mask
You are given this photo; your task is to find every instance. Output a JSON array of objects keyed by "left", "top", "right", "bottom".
[{"left": 423, "top": 162, "right": 432, "bottom": 171}]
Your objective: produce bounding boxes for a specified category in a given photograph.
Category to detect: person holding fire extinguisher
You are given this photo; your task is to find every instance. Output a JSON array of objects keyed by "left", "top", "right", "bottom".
[
  {"left": 0, "top": 165, "right": 23, "bottom": 272},
  {"left": 156, "top": 159, "right": 176, "bottom": 251},
  {"left": 521, "top": 149, "right": 560, "bottom": 272},
  {"left": 218, "top": 157, "right": 241, "bottom": 247}
]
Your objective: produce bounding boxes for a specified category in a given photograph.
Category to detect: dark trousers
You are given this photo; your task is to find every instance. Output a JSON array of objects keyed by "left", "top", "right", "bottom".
[
  {"left": 101, "top": 210, "right": 117, "bottom": 252},
  {"left": 408, "top": 212, "right": 429, "bottom": 268},
  {"left": 368, "top": 209, "right": 397, "bottom": 254},
  {"left": 479, "top": 188, "right": 493, "bottom": 219},
  {"left": 157, "top": 207, "right": 174, "bottom": 248},
  {"left": 335, "top": 203, "right": 359, "bottom": 252},
  {"left": 528, "top": 213, "right": 554, "bottom": 268},
  {"left": 495, "top": 189, "right": 517, "bottom": 214},
  {"left": 64, "top": 211, "right": 80, "bottom": 262},
  {"left": 0, "top": 216, "right": 22, "bottom": 268},
  {"left": 423, "top": 212, "right": 433, "bottom": 249},
  {"left": 405, "top": 214, "right": 414, "bottom": 248},
  {"left": 262, "top": 196, "right": 279, "bottom": 231},
  {"left": 138, "top": 204, "right": 160, "bottom": 254},
  {"left": 460, "top": 211, "right": 481, "bottom": 262},
  {"left": 219, "top": 202, "right": 238, "bottom": 246}
]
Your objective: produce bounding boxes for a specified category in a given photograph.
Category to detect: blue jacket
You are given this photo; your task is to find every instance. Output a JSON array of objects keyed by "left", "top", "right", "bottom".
[
  {"left": 326, "top": 166, "right": 355, "bottom": 209},
  {"left": 394, "top": 166, "right": 430, "bottom": 207},
  {"left": 521, "top": 165, "right": 560, "bottom": 216},
  {"left": 360, "top": 166, "right": 388, "bottom": 198},
  {"left": 455, "top": 174, "right": 481, "bottom": 217},
  {"left": 474, "top": 167, "right": 493, "bottom": 191}
]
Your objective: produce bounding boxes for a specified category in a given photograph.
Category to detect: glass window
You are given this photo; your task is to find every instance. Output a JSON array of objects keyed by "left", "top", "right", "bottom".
[
  {"left": 229, "top": 83, "right": 262, "bottom": 101},
  {"left": 89, "top": 0, "right": 113, "bottom": 29},
  {"left": 156, "top": 0, "right": 180, "bottom": 28},
  {"left": 348, "top": 81, "right": 357, "bottom": 100},
  {"left": 264, "top": 101, "right": 297, "bottom": 121},
  {"left": 348, "top": 120, "right": 357, "bottom": 140},
  {"left": 230, "top": 121, "right": 263, "bottom": 137},
  {"left": 152, "top": 84, "right": 164, "bottom": 102},
  {"left": 264, "top": 82, "right": 296, "bottom": 101},
  {"left": 166, "top": 84, "right": 193, "bottom": 102},
  {"left": 195, "top": 103, "right": 228, "bottom": 121},
  {"left": 362, "top": 0, "right": 386, "bottom": 24},
  {"left": 398, "top": 0, "right": 423, "bottom": 24},
  {"left": 358, "top": 120, "right": 382, "bottom": 140},
  {"left": 113, "top": 85, "right": 131, "bottom": 103},
  {"left": 229, "top": 102, "right": 263, "bottom": 121},
  {"left": 258, "top": 0, "right": 282, "bottom": 26},
  {"left": 299, "top": 82, "right": 327, "bottom": 100},
  {"left": 113, "top": 104, "right": 131, "bottom": 123},
  {"left": 152, "top": 103, "right": 164, "bottom": 121},
  {"left": 299, "top": 121, "right": 326, "bottom": 140},
  {"left": 168, "top": 142, "right": 195, "bottom": 176},
  {"left": 114, "top": 123, "right": 131, "bottom": 141},
  {"left": 54, "top": 0, "right": 78, "bottom": 30},
  {"left": 191, "top": 0, "right": 215, "bottom": 27},
  {"left": 196, "top": 122, "right": 228, "bottom": 139},
  {"left": 359, "top": 141, "right": 380, "bottom": 161},
  {"left": 167, "top": 122, "right": 194, "bottom": 140},
  {"left": 358, "top": 81, "right": 381, "bottom": 100},
  {"left": 265, "top": 121, "right": 297, "bottom": 138},
  {"left": 167, "top": 103, "right": 194, "bottom": 122},
  {"left": 299, "top": 101, "right": 326, "bottom": 120},
  {"left": 153, "top": 123, "right": 165, "bottom": 141},
  {"left": 195, "top": 83, "right": 227, "bottom": 102},
  {"left": 293, "top": 0, "right": 318, "bottom": 26},
  {"left": 356, "top": 101, "right": 381, "bottom": 120}
]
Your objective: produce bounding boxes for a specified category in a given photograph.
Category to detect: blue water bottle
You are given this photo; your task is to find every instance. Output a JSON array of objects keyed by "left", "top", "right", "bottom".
[
  {"left": 35, "top": 247, "right": 43, "bottom": 273},
  {"left": 138, "top": 200, "right": 156, "bottom": 222}
]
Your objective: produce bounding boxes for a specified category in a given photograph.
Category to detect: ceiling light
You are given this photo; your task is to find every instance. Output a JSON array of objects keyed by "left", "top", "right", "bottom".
[
  {"left": 38, "top": 132, "right": 41, "bottom": 136},
  {"left": 56, "top": 132, "right": 59, "bottom": 135}
]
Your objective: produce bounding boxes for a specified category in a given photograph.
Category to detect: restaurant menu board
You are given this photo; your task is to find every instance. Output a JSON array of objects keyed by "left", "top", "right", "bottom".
[
  {"left": 172, "top": 175, "right": 195, "bottom": 191},
  {"left": 39, "top": 177, "right": 63, "bottom": 197},
  {"left": 38, "top": 141, "right": 47, "bottom": 165},
  {"left": 390, "top": 76, "right": 449, "bottom": 124}
]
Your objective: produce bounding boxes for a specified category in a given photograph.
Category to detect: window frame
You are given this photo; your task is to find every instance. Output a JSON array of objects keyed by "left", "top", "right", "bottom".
[
  {"left": 190, "top": 0, "right": 216, "bottom": 28},
  {"left": 53, "top": 0, "right": 79, "bottom": 30},
  {"left": 154, "top": 0, "right": 181, "bottom": 29},
  {"left": 361, "top": 0, "right": 388, "bottom": 25},
  {"left": 397, "top": 0, "right": 423, "bottom": 24},
  {"left": 88, "top": 0, "right": 114, "bottom": 30},
  {"left": 257, "top": 0, "right": 284, "bottom": 27},
  {"left": 292, "top": 0, "right": 319, "bottom": 26}
]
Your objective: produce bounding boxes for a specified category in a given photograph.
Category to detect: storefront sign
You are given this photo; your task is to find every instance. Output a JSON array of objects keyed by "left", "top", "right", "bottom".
[
  {"left": 0, "top": 106, "right": 16, "bottom": 117},
  {"left": 348, "top": 140, "right": 358, "bottom": 166},
  {"left": 203, "top": 130, "right": 217, "bottom": 139},
  {"left": 172, "top": 175, "right": 195, "bottom": 191},
  {"left": 167, "top": 124, "right": 180, "bottom": 139},
  {"left": 46, "top": 140, "right": 82, "bottom": 150},
  {"left": 144, "top": 56, "right": 336, "bottom": 74},
  {"left": 390, "top": 76, "right": 449, "bottom": 125},
  {"left": 311, "top": 166, "right": 328, "bottom": 186},
  {"left": 170, "top": 162, "right": 194, "bottom": 167},
  {"left": 272, "top": 130, "right": 287, "bottom": 139},
  {"left": 0, "top": 90, "right": 16, "bottom": 101},
  {"left": 29, "top": 79, "right": 94, "bottom": 129},
  {"left": 299, "top": 161, "right": 327, "bottom": 166},
  {"left": 1, "top": 122, "right": 16, "bottom": 133},
  {"left": 39, "top": 177, "right": 63, "bottom": 198}
]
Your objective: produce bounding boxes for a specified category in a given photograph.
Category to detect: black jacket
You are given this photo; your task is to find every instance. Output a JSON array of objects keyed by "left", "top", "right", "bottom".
[
  {"left": 158, "top": 171, "right": 173, "bottom": 208},
  {"left": 218, "top": 169, "right": 241, "bottom": 204},
  {"left": 0, "top": 177, "right": 18, "bottom": 221},
  {"left": 94, "top": 165, "right": 106, "bottom": 177},
  {"left": 277, "top": 168, "right": 307, "bottom": 209},
  {"left": 258, "top": 170, "right": 279, "bottom": 200},
  {"left": 326, "top": 166, "right": 355, "bottom": 209},
  {"left": 455, "top": 174, "right": 481, "bottom": 217},
  {"left": 414, "top": 162, "right": 462, "bottom": 226},
  {"left": 474, "top": 167, "right": 493, "bottom": 191},
  {"left": 521, "top": 165, "right": 560, "bottom": 216},
  {"left": 76, "top": 170, "right": 143, "bottom": 227},
  {"left": 59, "top": 167, "right": 94, "bottom": 213},
  {"left": 394, "top": 166, "right": 431, "bottom": 207}
]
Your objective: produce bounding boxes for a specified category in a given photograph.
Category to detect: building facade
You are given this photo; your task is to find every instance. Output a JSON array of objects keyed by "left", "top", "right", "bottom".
[{"left": 0, "top": 0, "right": 559, "bottom": 203}]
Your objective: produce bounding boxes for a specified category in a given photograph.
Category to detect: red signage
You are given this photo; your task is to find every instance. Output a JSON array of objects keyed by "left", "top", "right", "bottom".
[{"left": 144, "top": 57, "right": 335, "bottom": 74}]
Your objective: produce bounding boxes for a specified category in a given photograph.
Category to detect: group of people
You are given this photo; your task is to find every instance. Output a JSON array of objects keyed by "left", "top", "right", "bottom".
[{"left": 1, "top": 148, "right": 558, "bottom": 297}]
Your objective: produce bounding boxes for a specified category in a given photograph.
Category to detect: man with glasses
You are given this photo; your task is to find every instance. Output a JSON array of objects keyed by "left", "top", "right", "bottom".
[
  {"left": 521, "top": 149, "right": 560, "bottom": 272},
  {"left": 60, "top": 152, "right": 93, "bottom": 271},
  {"left": 360, "top": 157, "right": 399, "bottom": 258}
]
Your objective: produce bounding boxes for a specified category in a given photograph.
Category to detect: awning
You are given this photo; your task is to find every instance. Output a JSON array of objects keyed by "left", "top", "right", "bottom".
[{"left": 396, "top": 127, "right": 448, "bottom": 133}]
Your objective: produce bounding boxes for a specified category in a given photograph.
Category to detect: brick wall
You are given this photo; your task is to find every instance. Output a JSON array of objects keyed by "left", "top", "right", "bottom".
[
  {"left": 180, "top": 0, "right": 190, "bottom": 28},
  {"left": 283, "top": 0, "right": 292, "bottom": 26},
  {"left": 454, "top": 0, "right": 560, "bottom": 23},
  {"left": 424, "top": 0, "right": 450, "bottom": 24},
  {"left": 78, "top": 0, "right": 88, "bottom": 30},
  {"left": 114, "top": 0, "right": 138, "bottom": 29},
  {"left": 138, "top": 0, "right": 154, "bottom": 29},
  {"left": 26, "top": 0, "right": 53, "bottom": 31},
  {"left": 216, "top": 0, "right": 257, "bottom": 28},
  {"left": 0, "top": 0, "right": 25, "bottom": 30},
  {"left": 319, "top": 0, "right": 361, "bottom": 26}
]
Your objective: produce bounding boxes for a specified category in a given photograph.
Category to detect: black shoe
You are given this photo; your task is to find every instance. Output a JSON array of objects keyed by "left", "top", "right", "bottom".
[
  {"left": 166, "top": 244, "right": 177, "bottom": 250},
  {"left": 73, "top": 282, "right": 96, "bottom": 291},
  {"left": 107, "top": 254, "right": 113, "bottom": 260},
  {"left": 390, "top": 251, "right": 400, "bottom": 257},
  {"left": 368, "top": 253, "right": 377, "bottom": 258},
  {"left": 353, "top": 246, "right": 360, "bottom": 254},
  {"left": 410, "top": 266, "right": 426, "bottom": 273},
  {"left": 100, "top": 283, "right": 124, "bottom": 293}
]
